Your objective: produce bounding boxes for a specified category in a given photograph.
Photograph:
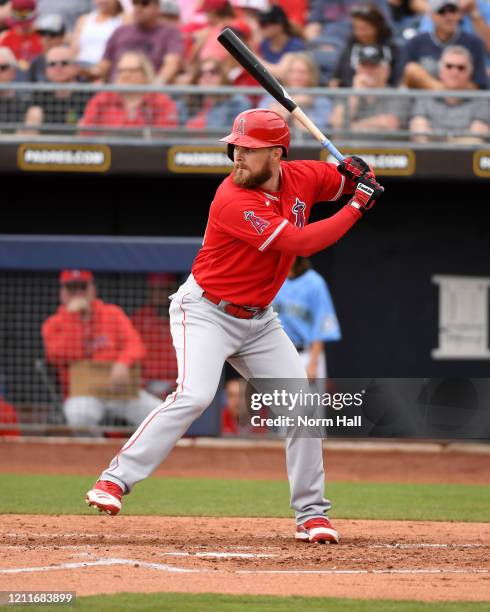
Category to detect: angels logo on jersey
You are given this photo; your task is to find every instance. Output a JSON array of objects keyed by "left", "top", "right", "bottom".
[
  {"left": 244, "top": 210, "right": 270, "bottom": 234},
  {"left": 292, "top": 198, "right": 306, "bottom": 228}
]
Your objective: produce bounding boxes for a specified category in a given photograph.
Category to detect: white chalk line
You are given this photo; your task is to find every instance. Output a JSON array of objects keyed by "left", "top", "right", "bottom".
[
  {"left": 236, "top": 569, "right": 490, "bottom": 575},
  {"left": 369, "top": 543, "right": 487, "bottom": 549},
  {"left": 0, "top": 558, "right": 198, "bottom": 574},
  {"left": 161, "top": 552, "right": 276, "bottom": 559},
  {"left": 1, "top": 558, "right": 489, "bottom": 576}
]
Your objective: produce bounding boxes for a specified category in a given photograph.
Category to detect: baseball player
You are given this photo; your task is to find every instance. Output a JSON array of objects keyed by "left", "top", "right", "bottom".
[
  {"left": 86, "top": 109, "right": 383, "bottom": 544},
  {"left": 273, "top": 257, "right": 341, "bottom": 390}
]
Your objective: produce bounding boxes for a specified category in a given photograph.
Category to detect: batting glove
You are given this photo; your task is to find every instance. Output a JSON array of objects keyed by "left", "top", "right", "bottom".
[
  {"left": 348, "top": 176, "right": 384, "bottom": 213},
  {"left": 338, "top": 155, "right": 374, "bottom": 182}
]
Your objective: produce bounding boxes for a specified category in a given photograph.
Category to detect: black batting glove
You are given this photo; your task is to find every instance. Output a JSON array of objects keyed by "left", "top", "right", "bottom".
[
  {"left": 347, "top": 176, "right": 384, "bottom": 213},
  {"left": 338, "top": 155, "right": 374, "bottom": 182}
]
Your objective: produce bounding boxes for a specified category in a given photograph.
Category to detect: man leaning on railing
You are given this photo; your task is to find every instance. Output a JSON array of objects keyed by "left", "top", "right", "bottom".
[
  {"left": 24, "top": 44, "right": 90, "bottom": 134},
  {"left": 410, "top": 45, "right": 489, "bottom": 142},
  {"left": 330, "top": 45, "right": 410, "bottom": 134}
]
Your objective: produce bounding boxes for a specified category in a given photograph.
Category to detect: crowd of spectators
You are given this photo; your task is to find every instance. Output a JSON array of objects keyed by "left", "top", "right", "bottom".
[{"left": 0, "top": 0, "right": 487, "bottom": 140}]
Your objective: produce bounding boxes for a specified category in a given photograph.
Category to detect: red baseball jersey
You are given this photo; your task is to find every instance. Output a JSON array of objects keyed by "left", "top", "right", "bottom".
[{"left": 192, "top": 160, "right": 349, "bottom": 307}]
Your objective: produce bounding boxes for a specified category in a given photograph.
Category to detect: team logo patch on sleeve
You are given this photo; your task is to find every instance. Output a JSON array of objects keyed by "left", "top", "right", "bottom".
[
  {"left": 292, "top": 198, "right": 306, "bottom": 228},
  {"left": 244, "top": 210, "right": 270, "bottom": 234}
]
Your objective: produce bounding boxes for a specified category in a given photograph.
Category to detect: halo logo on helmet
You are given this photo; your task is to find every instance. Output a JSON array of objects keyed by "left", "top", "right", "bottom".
[
  {"left": 237, "top": 117, "right": 246, "bottom": 136},
  {"left": 220, "top": 109, "right": 290, "bottom": 161}
]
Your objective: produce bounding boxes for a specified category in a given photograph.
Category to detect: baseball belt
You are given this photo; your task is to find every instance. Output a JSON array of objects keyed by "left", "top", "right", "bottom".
[{"left": 202, "top": 291, "right": 264, "bottom": 320}]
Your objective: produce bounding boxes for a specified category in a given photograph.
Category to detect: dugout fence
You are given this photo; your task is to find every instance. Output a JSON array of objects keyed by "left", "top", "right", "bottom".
[
  {"left": 0, "top": 235, "right": 229, "bottom": 437},
  {"left": 1, "top": 83, "right": 488, "bottom": 144}
]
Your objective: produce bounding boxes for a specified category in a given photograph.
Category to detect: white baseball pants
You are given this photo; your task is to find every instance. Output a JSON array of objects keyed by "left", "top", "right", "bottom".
[{"left": 101, "top": 274, "right": 331, "bottom": 524}]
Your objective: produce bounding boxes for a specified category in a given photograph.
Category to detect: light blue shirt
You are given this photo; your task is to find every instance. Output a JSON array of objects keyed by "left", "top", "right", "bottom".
[
  {"left": 273, "top": 269, "right": 341, "bottom": 347},
  {"left": 418, "top": 1, "right": 490, "bottom": 35}
]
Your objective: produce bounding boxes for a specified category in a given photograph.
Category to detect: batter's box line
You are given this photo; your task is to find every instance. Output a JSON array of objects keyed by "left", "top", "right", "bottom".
[
  {"left": 237, "top": 569, "right": 490, "bottom": 575},
  {"left": 0, "top": 558, "right": 198, "bottom": 574},
  {"left": 1, "top": 559, "right": 489, "bottom": 576},
  {"left": 369, "top": 543, "right": 487, "bottom": 549}
]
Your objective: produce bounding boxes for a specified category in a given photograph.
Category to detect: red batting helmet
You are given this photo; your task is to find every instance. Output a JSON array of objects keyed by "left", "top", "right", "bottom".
[{"left": 220, "top": 109, "right": 290, "bottom": 161}]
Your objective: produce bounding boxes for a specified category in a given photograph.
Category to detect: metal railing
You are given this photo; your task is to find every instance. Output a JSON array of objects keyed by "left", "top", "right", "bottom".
[{"left": 0, "top": 83, "right": 488, "bottom": 146}]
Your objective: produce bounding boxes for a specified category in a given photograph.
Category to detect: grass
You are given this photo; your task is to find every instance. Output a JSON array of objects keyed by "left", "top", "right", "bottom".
[
  {"left": 1, "top": 474, "right": 489, "bottom": 522},
  {"left": 4, "top": 593, "right": 488, "bottom": 611}
]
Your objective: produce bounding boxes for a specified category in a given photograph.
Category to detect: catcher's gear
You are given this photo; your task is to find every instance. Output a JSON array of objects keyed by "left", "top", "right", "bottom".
[
  {"left": 221, "top": 109, "right": 290, "bottom": 161},
  {"left": 348, "top": 176, "right": 384, "bottom": 213},
  {"left": 338, "top": 155, "right": 374, "bottom": 182}
]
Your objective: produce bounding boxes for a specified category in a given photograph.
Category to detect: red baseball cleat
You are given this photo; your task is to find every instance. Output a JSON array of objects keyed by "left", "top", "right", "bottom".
[
  {"left": 85, "top": 480, "right": 123, "bottom": 516},
  {"left": 295, "top": 517, "right": 340, "bottom": 543}
]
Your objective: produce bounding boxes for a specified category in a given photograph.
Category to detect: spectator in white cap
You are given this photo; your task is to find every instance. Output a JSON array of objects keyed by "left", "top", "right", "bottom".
[
  {"left": 399, "top": 0, "right": 487, "bottom": 89},
  {"left": 410, "top": 45, "right": 489, "bottom": 142},
  {"left": 36, "top": 0, "right": 92, "bottom": 32},
  {"left": 160, "top": 0, "right": 180, "bottom": 25},
  {"left": 28, "top": 13, "right": 65, "bottom": 81}
]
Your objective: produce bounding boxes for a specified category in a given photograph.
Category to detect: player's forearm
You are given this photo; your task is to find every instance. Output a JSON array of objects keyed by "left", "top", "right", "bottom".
[
  {"left": 272, "top": 205, "right": 361, "bottom": 257},
  {"left": 309, "top": 340, "right": 324, "bottom": 363}
]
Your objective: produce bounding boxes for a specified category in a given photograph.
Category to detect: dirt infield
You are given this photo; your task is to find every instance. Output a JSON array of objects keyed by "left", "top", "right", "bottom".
[
  {"left": 1, "top": 516, "right": 489, "bottom": 601},
  {"left": 1, "top": 439, "right": 489, "bottom": 602}
]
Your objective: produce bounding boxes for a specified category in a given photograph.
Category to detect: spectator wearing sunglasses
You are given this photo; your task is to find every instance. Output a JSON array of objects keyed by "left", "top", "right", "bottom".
[
  {"left": 399, "top": 0, "right": 487, "bottom": 89},
  {"left": 417, "top": 0, "right": 490, "bottom": 52},
  {"left": 259, "top": 53, "right": 332, "bottom": 133},
  {"left": 0, "top": 0, "right": 42, "bottom": 70},
  {"left": 79, "top": 50, "right": 178, "bottom": 135},
  {"left": 27, "top": 13, "right": 64, "bottom": 81},
  {"left": 410, "top": 45, "right": 488, "bottom": 141},
  {"left": 91, "top": 0, "right": 183, "bottom": 83},
  {"left": 182, "top": 57, "right": 250, "bottom": 129},
  {"left": 0, "top": 46, "right": 29, "bottom": 131},
  {"left": 24, "top": 44, "right": 91, "bottom": 132},
  {"left": 42, "top": 270, "right": 160, "bottom": 430}
]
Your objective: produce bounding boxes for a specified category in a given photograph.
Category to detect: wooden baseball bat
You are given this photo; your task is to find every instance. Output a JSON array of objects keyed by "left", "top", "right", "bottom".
[{"left": 217, "top": 27, "right": 345, "bottom": 162}]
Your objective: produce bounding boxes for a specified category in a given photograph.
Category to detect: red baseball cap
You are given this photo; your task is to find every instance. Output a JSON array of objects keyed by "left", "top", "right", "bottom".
[
  {"left": 8, "top": 0, "right": 36, "bottom": 26},
  {"left": 59, "top": 269, "right": 94, "bottom": 284},
  {"left": 229, "top": 18, "right": 252, "bottom": 40},
  {"left": 200, "top": 0, "right": 229, "bottom": 12},
  {"left": 147, "top": 272, "right": 177, "bottom": 287}
]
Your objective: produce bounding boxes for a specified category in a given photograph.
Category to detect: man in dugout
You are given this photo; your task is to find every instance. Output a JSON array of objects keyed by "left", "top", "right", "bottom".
[{"left": 42, "top": 269, "right": 160, "bottom": 430}]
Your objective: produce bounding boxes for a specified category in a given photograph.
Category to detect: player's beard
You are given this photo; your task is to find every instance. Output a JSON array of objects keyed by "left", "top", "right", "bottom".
[{"left": 232, "top": 159, "right": 273, "bottom": 189}]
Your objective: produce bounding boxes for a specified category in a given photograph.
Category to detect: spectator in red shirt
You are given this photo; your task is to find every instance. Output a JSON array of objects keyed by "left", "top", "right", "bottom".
[
  {"left": 0, "top": 396, "right": 20, "bottom": 436},
  {"left": 131, "top": 273, "right": 179, "bottom": 397},
  {"left": 79, "top": 51, "right": 178, "bottom": 136},
  {"left": 190, "top": 0, "right": 236, "bottom": 65},
  {"left": 42, "top": 269, "right": 160, "bottom": 428},
  {"left": 91, "top": 0, "right": 184, "bottom": 83},
  {"left": 0, "top": 0, "right": 42, "bottom": 70}
]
